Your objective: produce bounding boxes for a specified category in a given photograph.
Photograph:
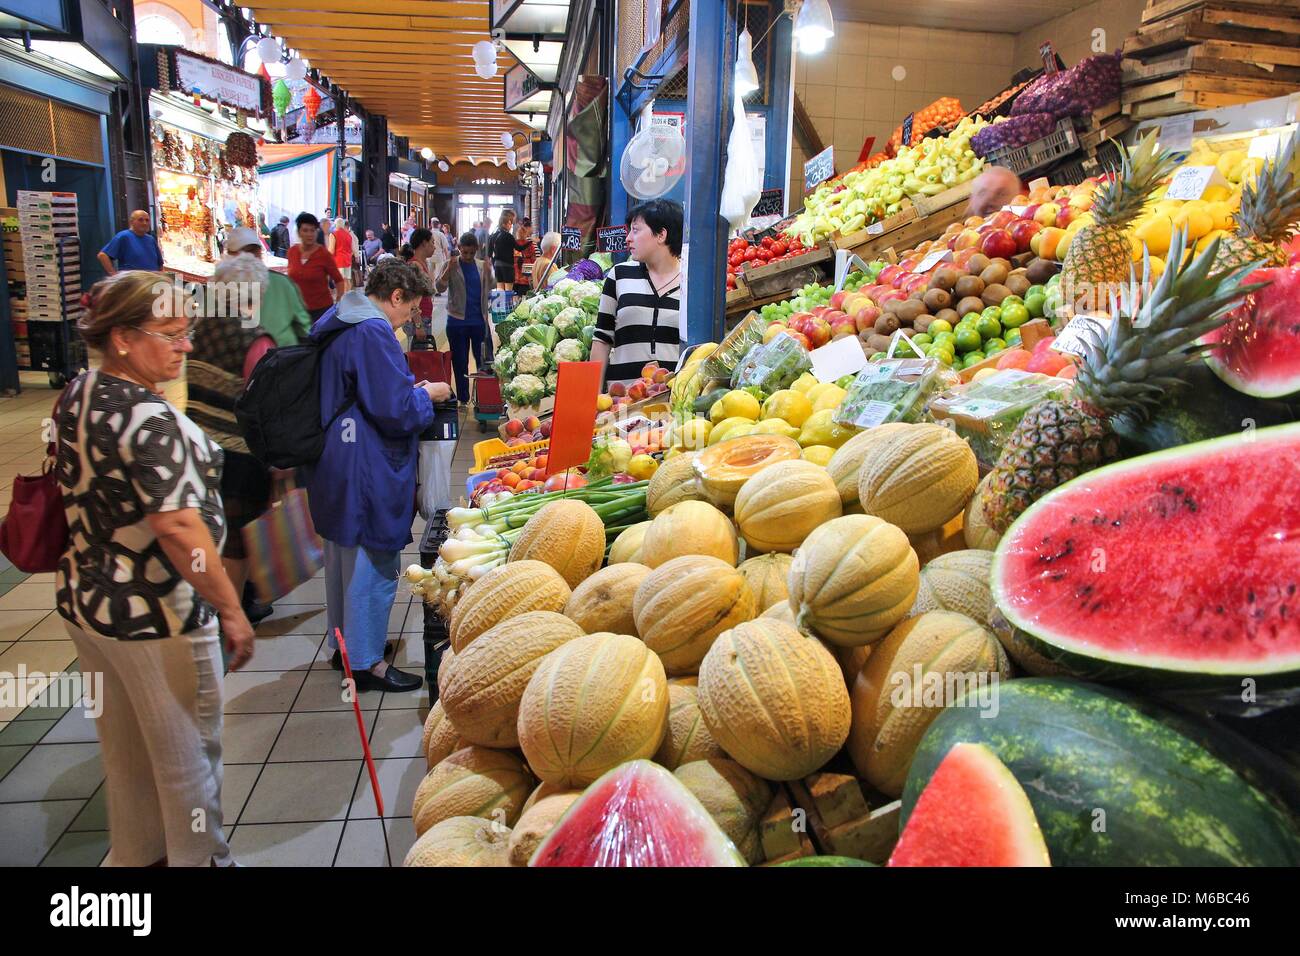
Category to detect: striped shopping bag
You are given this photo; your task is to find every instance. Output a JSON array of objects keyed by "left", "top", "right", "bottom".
[{"left": 242, "top": 480, "right": 325, "bottom": 604}]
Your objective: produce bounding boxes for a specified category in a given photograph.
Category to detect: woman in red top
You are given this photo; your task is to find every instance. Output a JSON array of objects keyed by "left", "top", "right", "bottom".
[
  {"left": 326, "top": 217, "right": 354, "bottom": 294},
  {"left": 288, "top": 212, "right": 344, "bottom": 320}
]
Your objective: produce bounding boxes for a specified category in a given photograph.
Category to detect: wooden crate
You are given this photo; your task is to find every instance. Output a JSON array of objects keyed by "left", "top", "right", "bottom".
[
  {"left": 784, "top": 771, "right": 902, "bottom": 863},
  {"left": 738, "top": 243, "right": 834, "bottom": 300},
  {"left": 1122, "top": 72, "right": 1299, "bottom": 118}
]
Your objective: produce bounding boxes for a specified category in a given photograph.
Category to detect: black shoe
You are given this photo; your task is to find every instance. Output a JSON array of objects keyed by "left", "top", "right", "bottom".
[
  {"left": 330, "top": 641, "right": 396, "bottom": 671},
  {"left": 350, "top": 665, "right": 423, "bottom": 693},
  {"left": 244, "top": 599, "right": 274, "bottom": 625}
]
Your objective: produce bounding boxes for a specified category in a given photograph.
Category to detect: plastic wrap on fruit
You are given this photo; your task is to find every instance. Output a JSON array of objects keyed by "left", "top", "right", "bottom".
[{"left": 731, "top": 333, "right": 812, "bottom": 392}]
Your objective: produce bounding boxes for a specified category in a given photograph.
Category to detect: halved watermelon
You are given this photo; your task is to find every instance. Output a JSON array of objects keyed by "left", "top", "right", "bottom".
[
  {"left": 992, "top": 422, "right": 1300, "bottom": 712},
  {"left": 888, "top": 743, "right": 1049, "bottom": 867},
  {"left": 529, "top": 761, "right": 746, "bottom": 867},
  {"left": 1204, "top": 265, "right": 1300, "bottom": 399}
]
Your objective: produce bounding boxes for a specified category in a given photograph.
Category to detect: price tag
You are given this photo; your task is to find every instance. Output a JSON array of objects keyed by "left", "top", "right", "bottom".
[
  {"left": 752, "top": 188, "right": 784, "bottom": 218},
  {"left": 1248, "top": 132, "right": 1284, "bottom": 161},
  {"left": 1050, "top": 314, "right": 1109, "bottom": 358},
  {"left": 853, "top": 400, "right": 897, "bottom": 429},
  {"left": 809, "top": 335, "right": 869, "bottom": 382},
  {"left": 560, "top": 226, "right": 582, "bottom": 251},
  {"left": 596, "top": 224, "right": 627, "bottom": 253},
  {"left": 1006, "top": 205, "right": 1030, "bottom": 217},
  {"left": 1040, "top": 40, "right": 1058, "bottom": 74},
  {"left": 901, "top": 113, "right": 914, "bottom": 147},
  {"left": 1163, "top": 165, "right": 1226, "bottom": 201},
  {"left": 1160, "top": 114, "right": 1195, "bottom": 152},
  {"left": 804, "top": 145, "right": 835, "bottom": 192},
  {"left": 949, "top": 397, "right": 1014, "bottom": 419},
  {"left": 914, "top": 248, "right": 952, "bottom": 273},
  {"left": 867, "top": 220, "right": 885, "bottom": 235}
]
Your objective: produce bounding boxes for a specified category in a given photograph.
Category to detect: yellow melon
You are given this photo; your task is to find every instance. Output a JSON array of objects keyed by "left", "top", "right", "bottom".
[
  {"left": 411, "top": 746, "right": 535, "bottom": 836},
  {"left": 563, "top": 562, "right": 648, "bottom": 636},
  {"left": 607, "top": 521, "right": 651, "bottom": 564},
  {"left": 697, "top": 619, "right": 851, "bottom": 781},
  {"left": 422, "top": 701, "right": 468, "bottom": 768},
  {"left": 788, "top": 514, "right": 919, "bottom": 647},
  {"left": 908, "top": 512, "right": 966, "bottom": 564},
  {"left": 654, "top": 683, "right": 727, "bottom": 770},
  {"left": 440, "top": 611, "right": 584, "bottom": 748},
  {"left": 736, "top": 552, "right": 793, "bottom": 613},
  {"left": 646, "top": 450, "right": 704, "bottom": 516},
  {"left": 834, "top": 644, "right": 873, "bottom": 688},
  {"left": 963, "top": 472, "right": 1003, "bottom": 550},
  {"left": 639, "top": 499, "right": 739, "bottom": 568},
  {"left": 436, "top": 647, "right": 457, "bottom": 699},
  {"left": 508, "top": 499, "right": 606, "bottom": 588},
  {"left": 760, "top": 600, "right": 803, "bottom": 633},
  {"left": 910, "top": 549, "right": 996, "bottom": 624},
  {"left": 733, "top": 459, "right": 843, "bottom": 554},
  {"left": 674, "top": 758, "right": 772, "bottom": 864},
  {"left": 633, "top": 555, "right": 757, "bottom": 675},
  {"left": 506, "top": 788, "right": 581, "bottom": 866},
  {"left": 403, "top": 815, "right": 511, "bottom": 867},
  {"left": 856, "top": 423, "right": 979, "bottom": 534},
  {"left": 516, "top": 632, "right": 669, "bottom": 787},
  {"left": 449, "top": 560, "right": 571, "bottom": 652},
  {"left": 846, "top": 610, "right": 1010, "bottom": 796},
  {"left": 825, "top": 422, "right": 913, "bottom": 506},
  {"left": 693, "top": 433, "right": 802, "bottom": 512}
]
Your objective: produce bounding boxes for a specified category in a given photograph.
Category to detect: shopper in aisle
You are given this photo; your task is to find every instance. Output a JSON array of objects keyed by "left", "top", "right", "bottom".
[
  {"left": 223, "top": 226, "right": 311, "bottom": 346},
  {"left": 429, "top": 218, "right": 449, "bottom": 293},
  {"left": 362, "top": 228, "right": 383, "bottom": 265},
  {"left": 288, "top": 212, "right": 345, "bottom": 322},
  {"left": 513, "top": 216, "right": 537, "bottom": 295},
  {"left": 401, "top": 214, "right": 417, "bottom": 245},
  {"left": 532, "top": 231, "right": 563, "bottom": 291},
  {"left": 327, "top": 216, "right": 354, "bottom": 294},
  {"left": 474, "top": 218, "right": 490, "bottom": 259},
  {"left": 305, "top": 260, "right": 450, "bottom": 691},
  {"left": 59, "top": 270, "right": 252, "bottom": 867},
  {"left": 592, "top": 198, "right": 683, "bottom": 387},
  {"left": 380, "top": 222, "right": 398, "bottom": 253},
  {"left": 436, "top": 231, "right": 494, "bottom": 403},
  {"left": 968, "top": 166, "right": 1024, "bottom": 216},
  {"left": 399, "top": 228, "right": 437, "bottom": 342},
  {"left": 488, "top": 208, "right": 528, "bottom": 291},
  {"left": 97, "top": 209, "right": 164, "bottom": 276},
  {"left": 270, "top": 215, "right": 291, "bottom": 257}
]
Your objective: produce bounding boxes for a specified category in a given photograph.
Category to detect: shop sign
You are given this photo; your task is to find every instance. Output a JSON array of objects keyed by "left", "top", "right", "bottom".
[
  {"left": 597, "top": 225, "right": 627, "bottom": 253},
  {"left": 804, "top": 145, "right": 834, "bottom": 193},
  {"left": 505, "top": 63, "right": 547, "bottom": 112},
  {"left": 561, "top": 226, "right": 582, "bottom": 251},
  {"left": 174, "top": 52, "right": 263, "bottom": 113},
  {"left": 901, "top": 113, "right": 914, "bottom": 147}
]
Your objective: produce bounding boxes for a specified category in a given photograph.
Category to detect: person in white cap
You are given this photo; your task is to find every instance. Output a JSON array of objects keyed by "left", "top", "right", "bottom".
[{"left": 223, "top": 226, "right": 311, "bottom": 346}]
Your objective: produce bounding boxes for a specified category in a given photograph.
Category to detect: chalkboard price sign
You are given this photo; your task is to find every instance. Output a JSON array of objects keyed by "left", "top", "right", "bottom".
[
  {"left": 560, "top": 226, "right": 582, "bottom": 251},
  {"left": 803, "top": 146, "right": 834, "bottom": 192},
  {"left": 901, "top": 113, "right": 915, "bottom": 147},
  {"left": 752, "top": 188, "right": 784, "bottom": 218},
  {"left": 597, "top": 224, "right": 628, "bottom": 253}
]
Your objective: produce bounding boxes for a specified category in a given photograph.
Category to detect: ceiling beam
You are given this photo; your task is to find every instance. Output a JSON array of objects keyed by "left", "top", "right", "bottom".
[
  {"left": 247, "top": 0, "right": 487, "bottom": 13},
  {"left": 257, "top": 13, "right": 486, "bottom": 30}
]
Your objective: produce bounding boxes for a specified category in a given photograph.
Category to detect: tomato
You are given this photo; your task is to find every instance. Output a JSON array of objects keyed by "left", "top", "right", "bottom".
[
  {"left": 772, "top": 241, "right": 788, "bottom": 255},
  {"left": 726, "top": 275, "right": 737, "bottom": 289},
  {"left": 744, "top": 248, "right": 759, "bottom": 261},
  {"left": 729, "top": 253, "right": 743, "bottom": 267},
  {"left": 761, "top": 236, "right": 774, "bottom": 248}
]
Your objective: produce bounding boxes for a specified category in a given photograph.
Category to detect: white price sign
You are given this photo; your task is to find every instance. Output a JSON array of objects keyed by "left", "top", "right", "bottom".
[
  {"left": 867, "top": 220, "right": 885, "bottom": 235},
  {"left": 809, "top": 335, "right": 869, "bottom": 382},
  {"left": 1248, "top": 132, "right": 1284, "bottom": 161},
  {"left": 1160, "top": 114, "right": 1194, "bottom": 152},
  {"left": 914, "top": 248, "right": 952, "bottom": 273},
  {"left": 1164, "top": 165, "right": 1227, "bottom": 201}
]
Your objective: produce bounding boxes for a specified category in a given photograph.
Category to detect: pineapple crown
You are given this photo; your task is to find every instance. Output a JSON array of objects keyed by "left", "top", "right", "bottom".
[
  {"left": 1235, "top": 129, "right": 1300, "bottom": 244},
  {"left": 1091, "top": 131, "right": 1180, "bottom": 230},
  {"left": 1072, "top": 228, "right": 1268, "bottom": 419}
]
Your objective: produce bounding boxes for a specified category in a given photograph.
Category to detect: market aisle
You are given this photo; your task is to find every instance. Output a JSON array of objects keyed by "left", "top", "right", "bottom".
[{"left": 0, "top": 378, "right": 483, "bottom": 866}]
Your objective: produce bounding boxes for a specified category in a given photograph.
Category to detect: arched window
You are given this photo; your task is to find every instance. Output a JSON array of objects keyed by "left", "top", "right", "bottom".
[{"left": 136, "top": 14, "right": 187, "bottom": 47}]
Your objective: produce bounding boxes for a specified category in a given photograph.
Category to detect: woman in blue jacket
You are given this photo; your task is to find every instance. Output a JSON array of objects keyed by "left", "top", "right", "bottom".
[{"left": 305, "top": 260, "right": 451, "bottom": 692}]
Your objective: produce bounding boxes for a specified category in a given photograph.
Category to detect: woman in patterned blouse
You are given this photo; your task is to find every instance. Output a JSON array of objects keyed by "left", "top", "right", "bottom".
[{"left": 56, "top": 271, "right": 253, "bottom": 867}]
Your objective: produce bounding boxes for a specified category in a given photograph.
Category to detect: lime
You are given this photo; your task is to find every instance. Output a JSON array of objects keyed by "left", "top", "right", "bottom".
[
  {"left": 962, "top": 351, "right": 986, "bottom": 368},
  {"left": 1001, "top": 303, "right": 1031, "bottom": 328},
  {"left": 975, "top": 314, "right": 1002, "bottom": 340},
  {"left": 984, "top": 338, "right": 1007, "bottom": 355},
  {"left": 1023, "top": 293, "right": 1046, "bottom": 319},
  {"left": 1001, "top": 294, "right": 1023, "bottom": 307},
  {"left": 1025, "top": 284, "right": 1045, "bottom": 300},
  {"left": 932, "top": 331, "right": 957, "bottom": 350},
  {"left": 1047, "top": 273, "right": 1061, "bottom": 286},
  {"left": 893, "top": 340, "right": 917, "bottom": 357},
  {"left": 1005, "top": 328, "right": 1022, "bottom": 346},
  {"left": 928, "top": 318, "right": 953, "bottom": 336},
  {"left": 981, "top": 306, "right": 1003, "bottom": 323},
  {"left": 869, "top": 352, "right": 887, "bottom": 361},
  {"left": 932, "top": 347, "right": 955, "bottom": 366},
  {"left": 911, "top": 333, "right": 933, "bottom": 348},
  {"left": 954, "top": 327, "right": 983, "bottom": 352}
]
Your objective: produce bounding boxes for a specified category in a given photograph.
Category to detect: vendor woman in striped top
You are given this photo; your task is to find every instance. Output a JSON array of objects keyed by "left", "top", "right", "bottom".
[{"left": 592, "top": 198, "right": 684, "bottom": 386}]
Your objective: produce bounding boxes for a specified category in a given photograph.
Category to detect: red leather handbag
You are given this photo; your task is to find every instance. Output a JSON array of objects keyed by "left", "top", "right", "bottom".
[{"left": 0, "top": 390, "right": 70, "bottom": 573}]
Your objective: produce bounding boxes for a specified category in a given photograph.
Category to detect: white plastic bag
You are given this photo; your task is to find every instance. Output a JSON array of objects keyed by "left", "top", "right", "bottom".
[
  {"left": 719, "top": 87, "right": 762, "bottom": 235},
  {"left": 418, "top": 440, "right": 456, "bottom": 519}
]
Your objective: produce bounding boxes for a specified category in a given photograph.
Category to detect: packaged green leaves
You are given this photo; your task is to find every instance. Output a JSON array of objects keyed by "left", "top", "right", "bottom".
[
  {"left": 731, "top": 332, "right": 813, "bottom": 393},
  {"left": 927, "top": 369, "right": 1071, "bottom": 465},
  {"left": 834, "top": 358, "right": 959, "bottom": 428}
]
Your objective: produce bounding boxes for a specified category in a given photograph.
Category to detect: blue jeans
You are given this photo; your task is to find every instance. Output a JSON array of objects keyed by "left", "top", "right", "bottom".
[
  {"left": 446, "top": 320, "right": 486, "bottom": 402},
  {"left": 323, "top": 541, "right": 400, "bottom": 671}
]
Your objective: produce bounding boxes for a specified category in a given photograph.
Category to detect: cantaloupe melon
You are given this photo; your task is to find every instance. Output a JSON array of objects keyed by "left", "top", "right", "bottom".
[
  {"left": 633, "top": 555, "right": 756, "bottom": 675},
  {"left": 908, "top": 512, "right": 967, "bottom": 564},
  {"left": 639, "top": 500, "right": 738, "bottom": 568},
  {"left": 422, "top": 701, "right": 468, "bottom": 768},
  {"left": 788, "top": 514, "right": 919, "bottom": 647},
  {"left": 857, "top": 424, "right": 979, "bottom": 534},
  {"left": 963, "top": 473, "right": 1002, "bottom": 550},
  {"left": 437, "top": 647, "right": 457, "bottom": 699},
  {"left": 846, "top": 610, "right": 1010, "bottom": 797},
  {"left": 834, "top": 644, "right": 873, "bottom": 687},
  {"left": 508, "top": 499, "right": 606, "bottom": 588},
  {"left": 760, "top": 600, "right": 807, "bottom": 634},
  {"left": 826, "top": 423, "right": 913, "bottom": 506},
  {"left": 440, "top": 611, "right": 584, "bottom": 748},
  {"left": 733, "top": 460, "right": 842, "bottom": 554},
  {"left": 449, "top": 560, "right": 571, "bottom": 652},
  {"left": 674, "top": 758, "right": 772, "bottom": 864},
  {"left": 654, "top": 683, "right": 727, "bottom": 770},
  {"left": 516, "top": 632, "right": 669, "bottom": 787},
  {"left": 736, "top": 553, "right": 793, "bottom": 613},
  {"left": 564, "top": 563, "right": 649, "bottom": 636},
  {"left": 403, "top": 815, "right": 511, "bottom": 867},
  {"left": 412, "top": 746, "right": 535, "bottom": 836},
  {"left": 646, "top": 451, "right": 704, "bottom": 516},
  {"left": 910, "top": 549, "right": 996, "bottom": 624},
  {"left": 607, "top": 521, "right": 650, "bottom": 564},
  {"left": 697, "top": 619, "right": 851, "bottom": 781},
  {"left": 507, "top": 789, "right": 581, "bottom": 866},
  {"left": 693, "top": 434, "right": 802, "bottom": 512}
]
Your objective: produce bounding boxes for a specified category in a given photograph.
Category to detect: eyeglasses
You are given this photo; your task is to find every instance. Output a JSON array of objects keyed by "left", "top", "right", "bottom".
[{"left": 133, "top": 325, "right": 195, "bottom": 347}]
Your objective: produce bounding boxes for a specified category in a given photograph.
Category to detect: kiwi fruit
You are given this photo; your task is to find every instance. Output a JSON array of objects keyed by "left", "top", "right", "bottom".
[
  {"left": 979, "top": 263, "right": 1009, "bottom": 287},
  {"left": 874, "top": 312, "right": 900, "bottom": 336},
  {"left": 908, "top": 288, "right": 927, "bottom": 301},
  {"left": 1004, "top": 273, "right": 1031, "bottom": 297},
  {"left": 883, "top": 298, "right": 910, "bottom": 315},
  {"left": 981, "top": 283, "right": 1011, "bottom": 307},
  {"left": 956, "top": 296, "right": 986, "bottom": 317},
  {"left": 990, "top": 258, "right": 1012, "bottom": 272},
  {"left": 867, "top": 333, "right": 894, "bottom": 354},
  {"left": 966, "top": 253, "right": 991, "bottom": 274},
  {"left": 953, "top": 274, "right": 985, "bottom": 299},
  {"left": 1011, "top": 252, "right": 1036, "bottom": 269},
  {"left": 928, "top": 267, "right": 959, "bottom": 291},
  {"left": 934, "top": 308, "right": 960, "bottom": 327},
  {"left": 892, "top": 299, "right": 926, "bottom": 324},
  {"left": 922, "top": 288, "right": 952, "bottom": 312},
  {"left": 913, "top": 315, "right": 936, "bottom": 334},
  {"left": 1026, "top": 257, "right": 1060, "bottom": 284}
]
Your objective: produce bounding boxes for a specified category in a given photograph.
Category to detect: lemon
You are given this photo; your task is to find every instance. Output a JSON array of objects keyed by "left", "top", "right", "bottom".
[
  {"left": 1066, "top": 213, "right": 1093, "bottom": 233},
  {"left": 1134, "top": 214, "right": 1173, "bottom": 256},
  {"left": 761, "top": 324, "right": 788, "bottom": 345},
  {"left": 708, "top": 416, "right": 754, "bottom": 445},
  {"left": 1195, "top": 228, "right": 1231, "bottom": 255},
  {"left": 1234, "top": 157, "right": 1263, "bottom": 184},
  {"left": 664, "top": 444, "right": 685, "bottom": 460},
  {"left": 1216, "top": 150, "right": 1246, "bottom": 182},
  {"left": 804, "top": 382, "right": 839, "bottom": 405},
  {"left": 1147, "top": 255, "right": 1166, "bottom": 278},
  {"left": 761, "top": 389, "right": 814, "bottom": 427},
  {"left": 1204, "top": 200, "right": 1236, "bottom": 233},
  {"left": 721, "top": 389, "right": 762, "bottom": 420},
  {"left": 673, "top": 417, "right": 713, "bottom": 450},
  {"left": 800, "top": 445, "right": 836, "bottom": 466},
  {"left": 1201, "top": 184, "right": 1231, "bottom": 203},
  {"left": 1173, "top": 205, "right": 1213, "bottom": 240},
  {"left": 798, "top": 408, "right": 857, "bottom": 448},
  {"left": 790, "top": 372, "right": 819, "bottom": 394},
  {"left": 810, "top": 384, "right": 847, "bottom": 413},
  {"left": 751, "top": 418, "right": 802, "bottom": 441},
  {"left": 708, "top": 399, "right": 727, "bottom": 425},
  {"left": 627, "top": 454, "right": 659, "bottom": 480}
]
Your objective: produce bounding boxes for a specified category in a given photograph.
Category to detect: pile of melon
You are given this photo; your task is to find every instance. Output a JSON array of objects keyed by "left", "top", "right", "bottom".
[{"left": 407, "top": 425, "right": 1025, "bottom": 867}]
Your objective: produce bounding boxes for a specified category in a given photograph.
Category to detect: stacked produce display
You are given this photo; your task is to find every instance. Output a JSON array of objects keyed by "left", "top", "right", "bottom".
[{"left": 493, "top": 278, "right": 604, "bottom": 409}]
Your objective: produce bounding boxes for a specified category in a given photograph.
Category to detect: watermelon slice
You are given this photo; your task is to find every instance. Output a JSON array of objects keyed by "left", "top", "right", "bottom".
[
  {"left": 888, "top": 743, "right": 1050, "bottom": 867},
  {"left": 777, "top": 856, "right": 877, "bottom": 867},
  {"left": 992, "top": 422, "right": 1300, "bottom": 712},
  {"left": 1204, "top": 266, "right": 1300, "bottom": 399},
  {"left": 529, "top": 761, "right": 746, "bottom": 867}
]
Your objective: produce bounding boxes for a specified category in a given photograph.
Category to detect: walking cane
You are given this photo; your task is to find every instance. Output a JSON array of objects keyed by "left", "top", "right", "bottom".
[{"left": 336, "top": 627, "right": 392, "bottom": 863}]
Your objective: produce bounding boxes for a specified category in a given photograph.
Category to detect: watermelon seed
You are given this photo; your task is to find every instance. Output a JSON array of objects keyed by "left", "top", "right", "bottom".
[
  {"left": 1216, "top": 606, "right": 1225, "bottom": 614},
  {"left": 1248, "top": 590, "right": 1256, "bottom": 603},
  {"left": 1287, "top": 584, "right": 1295, "bottom": 596}
]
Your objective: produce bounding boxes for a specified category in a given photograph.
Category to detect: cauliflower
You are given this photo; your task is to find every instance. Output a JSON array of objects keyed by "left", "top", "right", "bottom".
[
  {"left": 494, "top": 346, "right": 515, "bottom": 379},
  {"left": 515, "top": 342, "right": 548, "bottom": 375},
  {"left": 554, "top": 338, "right": 587, "bottom": 363},
  {"left": 534, "top": 295, "right": 569, "bottom": 321},
  {"left": 552, "top": 307, "right": 585, "bottom": 340},
  {"left": 509, "top": 326, "right": 531, "bottom": 348},
  {"left": 553, "top": 277, "right": 576, "bottom": 297},
  {"left": 545, "top": 368, "right": 559, "bottom": 394},
  {"left": 505, "top": 373, "right": 546, "bottom": 407},
  {"left": 513, "top": 297, "right": 533, "bottom": 320}
]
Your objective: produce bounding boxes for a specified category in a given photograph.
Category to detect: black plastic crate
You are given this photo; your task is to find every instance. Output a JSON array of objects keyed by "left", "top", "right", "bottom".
[{"left": 423, "top": 613, "right": 449, "bottom": 697}]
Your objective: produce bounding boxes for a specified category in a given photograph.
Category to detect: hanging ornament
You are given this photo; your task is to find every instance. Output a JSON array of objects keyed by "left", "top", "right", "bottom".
[
  {"left": 303, "top": 86, "right": 321, "bottom": 122},
  {"left": 285, "top": 57, "right": 307, "bottom": 83},
  {"left": 256, "top": 36, "right": 280, "bottom": 65},
  {"left": 272, "top": 78, "right": 291, "bottom": 129}
]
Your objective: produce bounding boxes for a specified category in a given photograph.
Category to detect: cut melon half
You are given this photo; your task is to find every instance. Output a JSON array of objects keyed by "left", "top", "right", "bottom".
[
  {"left": 888, "top": 743, "right": 1050, "bottom": 867},
  {"left": 529, "top": 760, "right": 747, "bottom": 867}
]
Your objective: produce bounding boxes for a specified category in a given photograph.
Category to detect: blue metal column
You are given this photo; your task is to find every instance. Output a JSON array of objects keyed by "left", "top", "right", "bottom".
[
  {"left": 683, "top": 0, "right": 735, "bottom": 343},
  {"left": 765, "top": 3, "right": 795, "bottom": 198}
]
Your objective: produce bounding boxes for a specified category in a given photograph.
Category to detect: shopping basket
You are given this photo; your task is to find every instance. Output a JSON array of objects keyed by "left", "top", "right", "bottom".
[{"left": 470, "top": 371, "right": 503, "bottom": 433}]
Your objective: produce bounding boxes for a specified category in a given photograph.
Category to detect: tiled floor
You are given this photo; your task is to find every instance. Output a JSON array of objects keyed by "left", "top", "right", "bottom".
[{"left": 0, "top": 337, "right": 489, "bottom": 865}]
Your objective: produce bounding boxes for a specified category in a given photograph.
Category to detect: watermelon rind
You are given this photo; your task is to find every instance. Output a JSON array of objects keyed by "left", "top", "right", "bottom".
[
  {"left": 902, "top": 679, "right": 1300, "bottom": 867},
  {"left": 1203, "top": 268, "right": 1300, "bottom": 401},
  {"left": 991, "top": 423, "right": 1300, "bottom": 707},
  {"left": 529, "top": 760, "right": 747, "bottom": 867},
  {"left": 776, "top": 856, "right": 877, "bottom": 867}
]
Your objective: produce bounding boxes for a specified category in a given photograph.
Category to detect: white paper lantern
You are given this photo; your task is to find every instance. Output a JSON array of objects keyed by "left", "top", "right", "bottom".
[
  {"left": 500, "top": 132, "right": 514, "bottom": 148},
  {"left": 438, "top": 160, "right": 450, "bottom": 172},
  {"left": 284, "top": 57, "right": 307, "bottom": 82},
  {"left": 256, "top": 37, "right": 280, "bottom": 64},
  {"left": 474, "top": 60, "right": 497, "bottom": 79},
  {"left": 472, "top": 40, "right": 496, "bottom": 64}
]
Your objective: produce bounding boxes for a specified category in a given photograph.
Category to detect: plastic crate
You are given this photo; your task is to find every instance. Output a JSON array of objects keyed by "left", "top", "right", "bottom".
[
  {"left": 985, "top": 119, "right": 1080, "bottom": 176},
  {"left": 423, "top": 625, "right": 449, "bottom": 698},
  {"left": 1047, "top": 139, "right": 1122, "bottom": 187}
]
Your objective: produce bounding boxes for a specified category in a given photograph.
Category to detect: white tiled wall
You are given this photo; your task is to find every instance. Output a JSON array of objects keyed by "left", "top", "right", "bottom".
[{"left": 1011, "top": 0, "right": 1148, "bottom": 73}]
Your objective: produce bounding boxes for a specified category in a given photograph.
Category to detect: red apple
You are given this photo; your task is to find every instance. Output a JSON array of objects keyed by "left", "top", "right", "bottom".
[
  {"left": 898, "top": 258, "right": 919, "bottom": 272},
  {"left": 830, "top": 316, "right": 857, "bottom": 339},
  {"left": 953, "top": 229, "right": 982, "bottom": 251},
  {"left": 878, "top": 264, "right": 904, "bottom": 286},
  {"left": 951, "top": 247, "right": 977, "bottom": 268},
  {"left": 989, "top": 210, "right": 1017, "bottom": 229},
  {"left": 805, "top": 317, "right": 832, "bottom": 348},
  {"left": 830, "top": 290, "right": 848, "bottom": 310},
  {"left": 979, "top": 229, "right": 1018, "bottom": 260},
  {"left": 1034, "top": 202, "right": 1061, "bottom": 227},
  {"left": 901, "top": 273, "right": 930, "bottom": 294},
  {"left": 853, "top": 305, "right": 881, "bottom": 333},
  {"left": 825, "top": 309, "right": 847, "bottom": 324},
  {"left": 1008, "top": 219, "right": 1043, "bottom": 254},
  {"left": 811, "top": 305, "right": 831, "bottom": 318},
  {"left": 875, "top": 287, "right": 905, "bottom": 305},
  {"left": 785, "top": 330, "right": 811, "bottom": 350},
  {"left": 1055, "top": 206, "right": 1077, "bottom": 229}
]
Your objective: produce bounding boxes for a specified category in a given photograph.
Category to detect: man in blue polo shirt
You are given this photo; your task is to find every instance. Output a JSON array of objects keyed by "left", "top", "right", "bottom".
[{"left": 97, "top": 209, "right": 164, "bottom": 275}]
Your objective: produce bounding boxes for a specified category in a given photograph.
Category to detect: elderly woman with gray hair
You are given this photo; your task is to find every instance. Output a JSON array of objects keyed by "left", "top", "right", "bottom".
[{"left": 532, "top": 231, "right": 563, "bottom": 291}]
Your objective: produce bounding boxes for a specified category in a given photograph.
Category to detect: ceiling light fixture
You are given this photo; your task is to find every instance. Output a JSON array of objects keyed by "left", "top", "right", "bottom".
[{"left": 793, "top": 0, "right": 835, "bottom": 54}]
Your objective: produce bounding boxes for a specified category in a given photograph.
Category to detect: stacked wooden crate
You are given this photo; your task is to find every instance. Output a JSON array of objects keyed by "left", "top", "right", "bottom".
[{"left": 1122, "top": 0, "right": 1300, "bottom": 119}]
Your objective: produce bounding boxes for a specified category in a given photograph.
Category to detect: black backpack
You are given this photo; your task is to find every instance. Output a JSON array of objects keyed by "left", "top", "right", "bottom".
[{"left": 235, "top": 328, "right": 351, "bottom": 469}]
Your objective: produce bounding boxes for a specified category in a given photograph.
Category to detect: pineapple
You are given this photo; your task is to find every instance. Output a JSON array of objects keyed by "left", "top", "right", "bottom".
[
  {"left": 1060, "top": 132, "right": 1179, "bottom": 314},
  {"left": 1214, "top": 130, "right": 1300, "bottom": 272},
  {"left": 981, "top": 229, "right": 1267, "bottom": 532}
]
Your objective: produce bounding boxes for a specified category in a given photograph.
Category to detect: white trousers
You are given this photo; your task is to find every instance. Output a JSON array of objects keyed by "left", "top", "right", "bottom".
[{"left": 64, "top": 618, "right": 232, "bottom": 867}]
